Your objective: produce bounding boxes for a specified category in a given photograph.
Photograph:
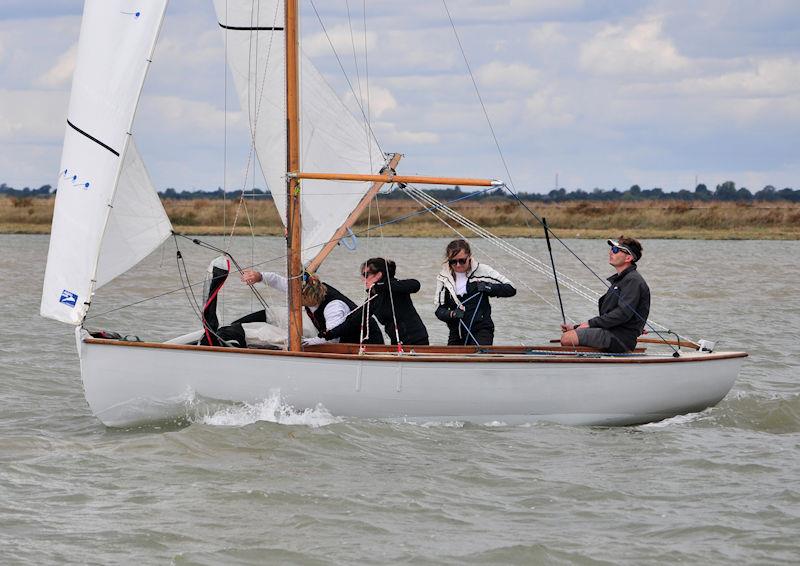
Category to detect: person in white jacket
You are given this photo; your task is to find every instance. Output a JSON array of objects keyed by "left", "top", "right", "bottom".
[{"left": 433, "top": 239, "right": 516, "bottom": 345}]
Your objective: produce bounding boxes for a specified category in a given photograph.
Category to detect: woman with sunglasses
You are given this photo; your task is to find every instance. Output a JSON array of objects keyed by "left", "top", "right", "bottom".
[
  {"left": 434, "top": 239, "right": 516, "bottom": 346},
  {"left": 323, "top": 258, "right": 429, "bottom": 346}
]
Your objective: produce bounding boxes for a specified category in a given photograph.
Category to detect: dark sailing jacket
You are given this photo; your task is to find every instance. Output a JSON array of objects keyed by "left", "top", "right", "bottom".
[
  {"left": 308, "top": 284, "right": 384, "bottom": 345},
  {"left": 434, "top": 262, "right": 516, "bottom": 345},
  {"left": 326, "top": 279, "right": 429, "bottom": 345},
  {"left": 589, "top": 264, "right": 650, "bottom": 352}
]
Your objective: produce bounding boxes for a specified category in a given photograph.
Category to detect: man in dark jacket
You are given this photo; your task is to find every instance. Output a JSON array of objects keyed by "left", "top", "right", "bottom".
[{"left": 560, "top": 236, "right": 650, "bottom": 353}]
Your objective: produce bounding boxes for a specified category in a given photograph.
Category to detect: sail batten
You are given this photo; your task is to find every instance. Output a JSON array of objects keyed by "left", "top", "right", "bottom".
[{"left": 66, "top": 120, "right": 121, "bottom": 156}]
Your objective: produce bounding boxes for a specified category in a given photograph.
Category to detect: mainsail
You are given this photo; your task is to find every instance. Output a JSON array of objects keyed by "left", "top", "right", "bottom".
[
  {"left": 41, "top": 1, "right": 171, "bottom": 324},
  {"left": 214, "top": 0, "right": 384, "bottom": 265}
]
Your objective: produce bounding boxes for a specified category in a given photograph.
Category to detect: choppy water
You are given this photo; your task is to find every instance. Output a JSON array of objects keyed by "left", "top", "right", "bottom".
[{"left": 2, "top": 234, "right": 799, "bottom": 564}]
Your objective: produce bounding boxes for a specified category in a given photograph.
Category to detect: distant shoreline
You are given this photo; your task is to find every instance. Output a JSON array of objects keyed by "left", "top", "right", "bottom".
[{"left": 3, "top": 196, "right": 799, "bottom": 240}]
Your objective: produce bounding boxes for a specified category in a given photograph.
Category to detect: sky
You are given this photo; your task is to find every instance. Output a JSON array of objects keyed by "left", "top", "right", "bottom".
[{"left": 1, "top": 0, "right": 798, "bottom": 194}]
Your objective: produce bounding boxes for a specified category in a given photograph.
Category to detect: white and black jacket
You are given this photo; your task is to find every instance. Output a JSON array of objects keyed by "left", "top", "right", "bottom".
[{"left": 433, "top": 261, "right": 516, "bottom": 345}]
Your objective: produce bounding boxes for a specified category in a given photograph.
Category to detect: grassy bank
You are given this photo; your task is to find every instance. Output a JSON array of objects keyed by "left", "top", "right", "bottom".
[{"left": 2, "top": 195, "right": 799, "bottom": 239}]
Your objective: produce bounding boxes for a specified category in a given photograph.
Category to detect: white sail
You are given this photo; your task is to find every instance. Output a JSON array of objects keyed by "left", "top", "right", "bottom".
[
  {"left": 95, "top": 139, "right": 173, "bottom": 287},
  {"left": 214, "top": 0, "right": 384, "bottom": 265},
  {"left": 41, "top": 0, "right": 169, "bottom": 324}
]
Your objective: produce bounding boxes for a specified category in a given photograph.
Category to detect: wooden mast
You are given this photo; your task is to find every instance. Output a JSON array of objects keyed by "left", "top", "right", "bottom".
[{"left": 285, "top": 0, "right": 303, "bottom": 351}]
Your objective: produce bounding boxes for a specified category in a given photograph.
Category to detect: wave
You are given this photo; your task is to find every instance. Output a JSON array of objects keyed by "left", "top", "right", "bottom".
[
  {"left": 636, "top": 391, "right": 800, "bottom": 433},
  {"left": 709, "top": 391, "right": 800, "bottom": 433},
  {"left": 197, "top": 392, "right": 342, "bottom": 428}
]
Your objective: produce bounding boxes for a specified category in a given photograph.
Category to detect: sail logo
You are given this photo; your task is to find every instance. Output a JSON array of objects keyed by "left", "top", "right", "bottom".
[
  {"left": 121, "top": 10, "right": 142, "bottom": 19},
  {"left": 62, "top": 169, "right": 91, "bottom": 190},
  {"left": 59, "top": 290, "right": 79, "bottom": 308}
]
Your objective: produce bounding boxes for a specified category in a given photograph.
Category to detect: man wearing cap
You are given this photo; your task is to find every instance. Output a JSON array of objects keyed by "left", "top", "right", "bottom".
[{"left": 560, "top": 236, "right": 650, "bottom": 353}]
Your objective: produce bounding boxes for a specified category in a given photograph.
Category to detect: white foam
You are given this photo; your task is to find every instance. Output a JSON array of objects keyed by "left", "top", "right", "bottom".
[
  {"left": 405, "top": 419, "right": 465, "bottom": 428},
  {"left": 200, "top": 393, "right": 342, "bottom": 428},
  {"left": 640, "top": 410, "right": 707, "bottom": 428}
]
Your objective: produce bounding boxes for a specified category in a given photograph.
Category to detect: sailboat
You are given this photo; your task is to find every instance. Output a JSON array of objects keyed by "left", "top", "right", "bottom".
[{"left": 41, "top": 0, "right": 747, "bottom": 428}]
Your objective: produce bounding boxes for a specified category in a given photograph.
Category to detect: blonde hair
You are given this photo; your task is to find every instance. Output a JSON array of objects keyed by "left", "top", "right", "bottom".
[{"left": 301, "top": 274, "right": 327, "bottom": 306}]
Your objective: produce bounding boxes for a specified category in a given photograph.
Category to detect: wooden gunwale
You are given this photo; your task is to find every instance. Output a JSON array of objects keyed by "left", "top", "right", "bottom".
[{"left": 83, "top": 339, "right": 747, "bottom": 364}]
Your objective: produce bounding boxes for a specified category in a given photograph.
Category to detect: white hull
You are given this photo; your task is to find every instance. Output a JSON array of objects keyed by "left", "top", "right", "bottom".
[{"left": 77, "top": 332, "right": 747, "bottom": 428}]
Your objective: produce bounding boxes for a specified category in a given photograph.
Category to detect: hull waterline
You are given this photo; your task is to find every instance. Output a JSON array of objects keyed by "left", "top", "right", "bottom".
[{"left": 76, "top": 335, "right": 747, "bottom": 428}]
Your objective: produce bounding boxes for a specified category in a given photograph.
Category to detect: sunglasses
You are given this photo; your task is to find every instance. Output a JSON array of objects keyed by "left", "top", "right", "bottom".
[
  {"left": 448, "top": 257, "right": 469, "bottom": 266},
  {"left": 361, "top": 270, "right": 376, "bottom": 278},
  {"left": 610, "top": 245, "right": 631, "bottom": 255}
]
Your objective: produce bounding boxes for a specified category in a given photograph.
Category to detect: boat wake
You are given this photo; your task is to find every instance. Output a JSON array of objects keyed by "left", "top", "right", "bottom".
[
  {"left": 639, "top": 411, "right": 709, "bottom": 428},
  {"left": 197, "top": 393, "right": 342, "bottom": 428}
]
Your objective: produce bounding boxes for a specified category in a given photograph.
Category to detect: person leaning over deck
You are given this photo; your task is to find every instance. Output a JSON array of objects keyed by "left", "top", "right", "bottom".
[
  {"left": 240, "top": 270, "right": 383, "bottom": 346},
  {"left": 560, "top": 236, "right": 650, "bottom": 353},
  {"left": 323, "top": 257, "right": 429, "bottom": 346},
  {"left": 434, "top": 239, "right": 516, "bottom": 346}
]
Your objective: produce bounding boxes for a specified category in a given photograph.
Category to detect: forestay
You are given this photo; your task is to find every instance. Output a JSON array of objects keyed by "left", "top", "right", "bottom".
[
  {"left": 214, "top": 0, "right": 384, "bottom": 265},
  {"left": 41, "top": 1, "right": 171, "bottom": 325}
]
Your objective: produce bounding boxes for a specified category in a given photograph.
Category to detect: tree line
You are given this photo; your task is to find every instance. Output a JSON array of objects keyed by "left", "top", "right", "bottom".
[{"left": 2, "top": 181, "right": 798, "bottom": 203}]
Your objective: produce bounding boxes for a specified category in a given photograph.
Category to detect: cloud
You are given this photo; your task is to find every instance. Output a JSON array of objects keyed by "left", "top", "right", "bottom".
[
  {"left": 579, "top": 18, "right": 690, "bottom": 77},
  {"left": 138, "top": 95, "right": 242, "bottom": 141},
  {"left": 523, "top": 88, "right": 576, "bottom": 129},
  {"left": 343, "top": 84, "right": 397, "bottom": 119},
  {"left": 476, "top": 61, "right": 541, "bottom": 91},
  {"left": 527, "top": 22, "right": 569, "bottom": 51},
  {"left": 374, "top": 122, "right": 440, "bottom": 146},
  {"left": 302, "top": 24, "right": 378, "bottom": 60},
  {"left": 0, "top": 89, "right": 69, "bottom": 143},
  {"left": 3, "top": 1, "right": 800, "bottom": 193},
  {"left": 36, "top": 43, "right": 77, "bottom": 88},
  {"left": 678, "top": 57, "right": 800, "bottom": 99}
]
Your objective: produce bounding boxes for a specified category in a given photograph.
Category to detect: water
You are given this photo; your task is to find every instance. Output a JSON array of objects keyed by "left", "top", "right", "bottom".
[{"left": 2, "top": 234, "right": 799, "bottom": 564}]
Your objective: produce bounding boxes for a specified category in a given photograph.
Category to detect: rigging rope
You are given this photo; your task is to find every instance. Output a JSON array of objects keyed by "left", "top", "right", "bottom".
[
  {"left": 373, "top": 194, "right": 403, "bottom": 349},
  {"left": 344, "top": 0, "right": 372, "bottom": 171},
  {"left": 224, "top": 0, "right": 280, "bottom": 248},
  {"left": 404, "top": 186, "right": 598, "bottom": 303},
  {"left": 362, "top": 0, "right": 373, "bottom": 172},
  {"left": 401, "top": 187, "right": 563, "bottom": 313},
  {"left": 308, "top": 0, "right": 384, "bottom": 156},
  {"left": 402, "top": 186, "right": 688, "bottom": 346},
  {"left": 437, "top": 1, "right": 684, "bottom": 349},
  {"left": 441, "top": 0, "right": 517, "bottom": 193}
]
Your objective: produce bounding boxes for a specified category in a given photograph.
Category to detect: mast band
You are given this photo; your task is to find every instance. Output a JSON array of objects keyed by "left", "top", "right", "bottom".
[
  {"left": 67, "top": 120, "right": 120, "bottom": 157},
  {"left": 218, "top": 23, "right": 284, "bottom": 31}
]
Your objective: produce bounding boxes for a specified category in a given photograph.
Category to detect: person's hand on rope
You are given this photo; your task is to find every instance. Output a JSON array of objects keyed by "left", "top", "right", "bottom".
[
  {"left": 475, "top": 281, "right": 494, "bottom": 295},
  {"left": 240, "top": 269, "right": 263, "bottom": 285},
  {"left": 449, "top": 307, "right": 465, "bottom": 320}
]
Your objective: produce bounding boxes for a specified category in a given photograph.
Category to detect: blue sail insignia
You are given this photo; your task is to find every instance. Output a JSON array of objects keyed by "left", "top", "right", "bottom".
[{"left": 59, "top": 290, "right": 78, "bottom": 308}]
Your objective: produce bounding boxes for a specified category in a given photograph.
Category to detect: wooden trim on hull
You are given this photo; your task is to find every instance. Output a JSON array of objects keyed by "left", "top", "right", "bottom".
[{"left": 83, "top": 338, "right": 747, "bottom": 364}]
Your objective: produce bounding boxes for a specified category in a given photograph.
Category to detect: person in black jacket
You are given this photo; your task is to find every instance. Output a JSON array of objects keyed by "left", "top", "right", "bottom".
[
  {"left": 434, "top": 239, "right": 516, "bottom": 346},
  {"left": 324, "top": 258, "right": 429, "bottom": 346},
  {"left": 560, "top": 236, "right": 650, "bottom": 353},
  {"left": 240, "top": 270, "right": 383, "bottom": 346}
]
